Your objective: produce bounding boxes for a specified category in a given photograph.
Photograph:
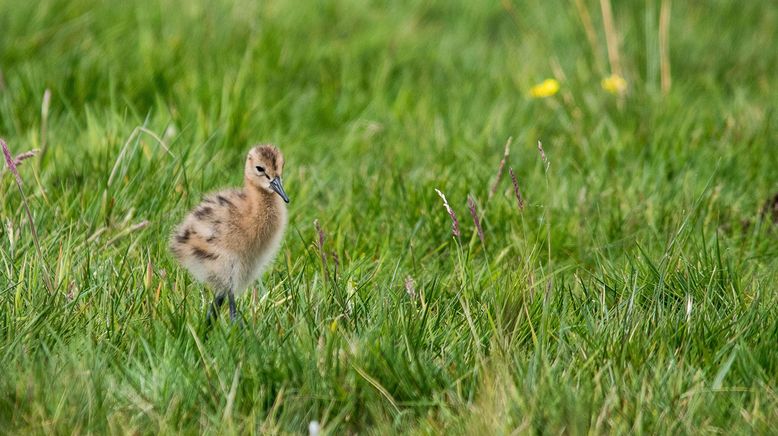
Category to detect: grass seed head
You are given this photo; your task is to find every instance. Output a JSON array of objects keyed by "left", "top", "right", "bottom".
[
  {"left": 404, "top": 275, "right": 417, "bottom": 300},
  {"left": 537, "top": 140, "right": 548, "bottom": 167},
  {"left": 509, "top": 167, "right": 524, "bottom": 211},
  {"left": 1, "top": 138, "right": 22, "bottom": 185},
  {"left": 435, "top": 188, "right": 461, "bottom": 239},
  {"left": 489, "top": 137, "right": 511, "bottom": 200},
  {"left": 13, "top": 150, "right": 39, "bottom": 166},
  {"left": 467, "top": 196, "right": 485, "bottom": 245}
]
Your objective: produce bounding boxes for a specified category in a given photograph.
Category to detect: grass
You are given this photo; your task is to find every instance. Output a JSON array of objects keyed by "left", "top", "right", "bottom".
[{"left": 1, "top": 0, "right": 777, "bottom": 433}]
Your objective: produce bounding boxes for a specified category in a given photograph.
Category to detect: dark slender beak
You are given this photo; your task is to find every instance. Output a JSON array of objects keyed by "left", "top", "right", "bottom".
[{"left": 270, "top": 177, "right": 290, "bottom": 203}]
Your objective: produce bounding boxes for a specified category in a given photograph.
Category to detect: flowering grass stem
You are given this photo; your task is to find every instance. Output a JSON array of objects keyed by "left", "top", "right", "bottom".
[{"left": 2, "top": 138, "right": 54, "bottom": 293}]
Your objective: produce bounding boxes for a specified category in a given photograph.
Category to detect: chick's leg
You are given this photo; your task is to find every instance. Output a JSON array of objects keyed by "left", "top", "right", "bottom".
[
  {"left": 206, "top": 293, "right": 226, "bottom": 325},
  {"left": 228, "top": 291, "right": 238, "bottom": 322}
]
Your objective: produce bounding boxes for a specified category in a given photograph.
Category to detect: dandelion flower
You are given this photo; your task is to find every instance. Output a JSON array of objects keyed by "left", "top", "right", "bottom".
[
  {"left": 601, "top": 74, "right": 627, "bottom": 94},
  {"left": 529, "top": 79, "right": 560, "bottom": 98}
]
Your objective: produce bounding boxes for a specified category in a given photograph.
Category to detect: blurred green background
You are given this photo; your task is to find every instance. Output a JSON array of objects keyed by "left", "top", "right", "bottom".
[{"left": 1, "top": 0, "right": 776, "bottom": 434}]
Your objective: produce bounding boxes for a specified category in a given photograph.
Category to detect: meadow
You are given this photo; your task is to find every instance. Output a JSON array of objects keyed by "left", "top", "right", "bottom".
[{"left": 1, "top": 0, "right": 777, "bottom": 433}]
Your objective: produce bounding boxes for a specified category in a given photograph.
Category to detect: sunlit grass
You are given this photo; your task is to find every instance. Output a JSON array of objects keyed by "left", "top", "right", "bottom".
[{"left": 1, "top": 0, "right": 777, "bottom": 433}]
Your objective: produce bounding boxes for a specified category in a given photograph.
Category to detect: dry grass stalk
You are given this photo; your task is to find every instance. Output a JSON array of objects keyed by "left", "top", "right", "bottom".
[
  {"left": 509, "top": 168, "right": 524, "bottom": 211},
  {"left": 599, "top": 0, "right": 623, "bottom": 79},
  {"left": 14, "top": 150, "right": 39, "bottom": 165},
  {"left": 104, "top": 220, "right": 150, "bottom": 246},
  {"left": 40, "top": 89, "right": 51, "bottom": 161},
  {"left": 572, "top": 0, "right": 606, "bottom": 74},
  {"left": 1, "top": 138, "right": 54, "bottom": 293},
  {"left": 537, "top": 140, "right": 549, "bottom": 171},
  {"left": 144, "top": 253, "right": 154, "bottom": 291},
  {"left": 435, "top": 189, "right": 461, "bottom": 240},
  {"left": 659, "top": 0, "right": 672, "bottom": 95},
  {"left": 404, "top": 276, "right": 417, "bottom": 300},
  {"left": 489, "top": 137, "right": 512, "bottom": 200},
  {"left": 467, "top": 196, "right": 485, "bottom": 246},
  {"left": 1, "top": 140, "right": 21, "bottom": 184},
  {"left": 1, "top": 149, "right": 39, "bottom": 176}
]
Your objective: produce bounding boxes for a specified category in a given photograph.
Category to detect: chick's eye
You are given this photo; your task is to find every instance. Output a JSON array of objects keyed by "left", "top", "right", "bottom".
[{"left": 255, "top": 166, "right": 265, "bottom": 173}]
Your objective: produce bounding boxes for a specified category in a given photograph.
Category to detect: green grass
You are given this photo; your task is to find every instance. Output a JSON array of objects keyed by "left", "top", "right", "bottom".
[{"left": 1, "top": 0, "right": 777, "bottom": 433}]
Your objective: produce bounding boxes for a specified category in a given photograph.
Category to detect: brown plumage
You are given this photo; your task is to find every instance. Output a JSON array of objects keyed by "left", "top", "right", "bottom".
[{"left": 170, "top": 144, "right": 290, "bottom": 322}]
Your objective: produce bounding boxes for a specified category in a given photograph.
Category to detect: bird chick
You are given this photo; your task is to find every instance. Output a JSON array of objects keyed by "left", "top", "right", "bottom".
[{"left": 170, "top": 144, "right": 290, "bottom": 323}]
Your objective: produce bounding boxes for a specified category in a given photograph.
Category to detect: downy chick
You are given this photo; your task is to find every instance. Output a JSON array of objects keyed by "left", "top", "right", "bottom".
[{"left": 170, "top": 145, "right": 290, "bottom": 323}]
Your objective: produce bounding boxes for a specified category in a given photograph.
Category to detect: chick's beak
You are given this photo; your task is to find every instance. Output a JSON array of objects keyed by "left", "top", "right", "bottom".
[{"left": 270, "top": 177, "right": 290, "bottom": 203}]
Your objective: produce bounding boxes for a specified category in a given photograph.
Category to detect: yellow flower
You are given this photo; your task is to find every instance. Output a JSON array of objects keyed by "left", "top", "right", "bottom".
[
  {"left": 601, "top": 74, "right": 627, "bottom": 94},
  {"left": 529, "top": 79, "right": 560, "bottom": 98}
]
